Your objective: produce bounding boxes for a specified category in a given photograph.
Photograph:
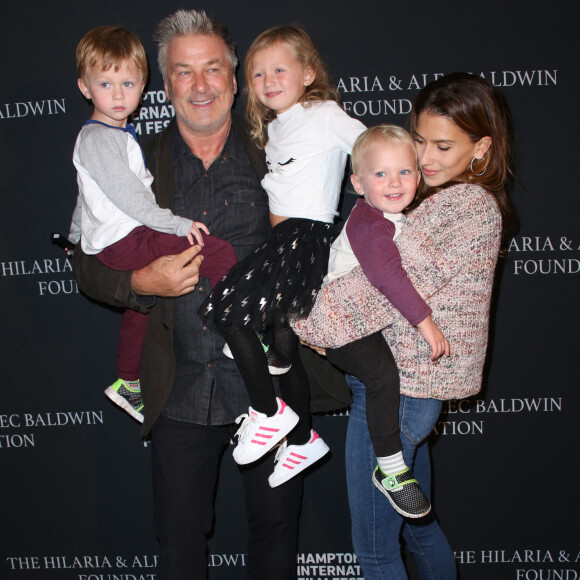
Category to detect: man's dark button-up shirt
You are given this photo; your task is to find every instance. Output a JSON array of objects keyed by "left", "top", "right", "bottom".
[{"left": 162, "top": 121, "right": 270, "bottom": 426}]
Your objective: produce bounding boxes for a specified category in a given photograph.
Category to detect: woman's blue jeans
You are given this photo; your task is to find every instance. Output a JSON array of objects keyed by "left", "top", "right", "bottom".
[{"left": 345, "top": 374, "right": 457, "bottom": 580}]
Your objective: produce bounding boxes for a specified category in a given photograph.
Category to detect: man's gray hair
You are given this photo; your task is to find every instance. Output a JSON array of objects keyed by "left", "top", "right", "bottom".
[{"left": 154, "top": 9, "right": 238, "bottom": 79}]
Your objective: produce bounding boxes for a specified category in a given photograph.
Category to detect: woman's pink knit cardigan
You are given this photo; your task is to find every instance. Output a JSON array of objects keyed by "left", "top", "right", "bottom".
[{"left": 292, "top": 183, "right": 502, "bottom": 400}]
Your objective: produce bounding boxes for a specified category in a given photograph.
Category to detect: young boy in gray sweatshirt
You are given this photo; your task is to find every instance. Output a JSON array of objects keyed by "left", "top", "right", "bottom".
[{"left": 70, "top": 26, "right": 237, "bottom": 422}]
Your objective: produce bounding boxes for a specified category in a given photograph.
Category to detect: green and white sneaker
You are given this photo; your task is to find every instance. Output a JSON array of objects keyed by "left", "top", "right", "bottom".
[
  {"left": 105, "top": 379, "right": 144, "bottom": 423},
  {"left": 372, "top": 465, "right": 431, "bottom": 518}
]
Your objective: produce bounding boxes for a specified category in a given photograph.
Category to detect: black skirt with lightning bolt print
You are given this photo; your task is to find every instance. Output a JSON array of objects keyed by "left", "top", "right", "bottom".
[{"left": 199, "top": 218, "right": 337, "bottom": 331}]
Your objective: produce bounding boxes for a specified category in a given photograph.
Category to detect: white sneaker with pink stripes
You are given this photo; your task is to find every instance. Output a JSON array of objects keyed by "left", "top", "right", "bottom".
[
  {"left": 232, "top": 397, "right": 299, "bottom": 465},
  {"left": 268, "top": 430, "right": 330, "bottom": 487}
]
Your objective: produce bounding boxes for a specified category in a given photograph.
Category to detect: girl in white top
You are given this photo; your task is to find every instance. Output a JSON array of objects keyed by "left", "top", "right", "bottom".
[{"left": 201, "top": 25, "right": 365, "bottom": 487}]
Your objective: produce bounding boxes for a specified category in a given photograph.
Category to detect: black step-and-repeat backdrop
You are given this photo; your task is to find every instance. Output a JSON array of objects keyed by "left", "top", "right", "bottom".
[{"left": 1, "top": 1, "right": 578, "bottom": 579}]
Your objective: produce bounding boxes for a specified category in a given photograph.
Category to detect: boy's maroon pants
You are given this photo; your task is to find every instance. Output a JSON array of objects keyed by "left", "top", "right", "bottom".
[{"left": 96, "top": 225, "right": 236, "bottom": 380}]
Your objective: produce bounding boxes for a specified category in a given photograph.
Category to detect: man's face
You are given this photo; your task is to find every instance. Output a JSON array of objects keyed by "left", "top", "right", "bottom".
[{"left": 164, "top": 34, "right": 237, "bottom": 137}]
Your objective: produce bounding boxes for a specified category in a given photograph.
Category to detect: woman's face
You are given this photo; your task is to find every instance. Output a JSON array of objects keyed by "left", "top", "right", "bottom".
[{"left": 413, "top": 112, "right": 490, "bottom": 187}]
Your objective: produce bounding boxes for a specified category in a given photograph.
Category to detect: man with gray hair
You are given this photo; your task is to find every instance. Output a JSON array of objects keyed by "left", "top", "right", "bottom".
[{"left": 73, "top": 9, "right": 305, "bottom": 579}]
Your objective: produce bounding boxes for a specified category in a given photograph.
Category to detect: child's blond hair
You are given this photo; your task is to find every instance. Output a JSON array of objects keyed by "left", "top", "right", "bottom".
[
  {"left": 351, "top": 124, "right": 416, "bottom": 174},
  {"left": 76, "top": 26, "right": 148, "bottom": 83},
  {"left": 244, "top": 24, "right": 339, "bottom": 148}
]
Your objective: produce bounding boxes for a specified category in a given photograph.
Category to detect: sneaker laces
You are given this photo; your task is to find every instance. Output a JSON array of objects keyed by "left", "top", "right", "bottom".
[
  {"left": 273, "top": 440, "right": 288, "bottom": 463},
  {"left": 234, "top": 412, "right": 251, "bottom": 441}
]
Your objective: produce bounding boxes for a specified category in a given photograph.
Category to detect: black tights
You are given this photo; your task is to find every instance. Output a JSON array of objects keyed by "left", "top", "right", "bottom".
[
  {"left": 219, "top": 324, "right": 312, "bottom": 445},
  {"left": 326, "top": 332, "right": 402, "bottom": 457}
]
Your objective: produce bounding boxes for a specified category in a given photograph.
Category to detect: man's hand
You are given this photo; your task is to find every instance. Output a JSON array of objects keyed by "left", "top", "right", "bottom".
[{"left": 131, "top": 245, "right": 203, "bottom": 297}]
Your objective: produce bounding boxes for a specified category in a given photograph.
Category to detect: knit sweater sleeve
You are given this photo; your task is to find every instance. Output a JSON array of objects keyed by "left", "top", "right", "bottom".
[
  {"left": 291, "top": 184, "right": 501, "bottom": 348},
  {"left": 77, "top": 125, "right": 193, "bottom": 236},
  {"left": 396, "top": 184, "right": 501, "bottom": 300},
  {"left": 347, "top": 202, "right": 431, "bottom": 326}
]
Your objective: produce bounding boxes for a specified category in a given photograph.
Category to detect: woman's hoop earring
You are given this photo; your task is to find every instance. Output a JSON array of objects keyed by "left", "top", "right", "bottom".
[{"left": 470, "top": 156, "right": 487, "bottom": 177}]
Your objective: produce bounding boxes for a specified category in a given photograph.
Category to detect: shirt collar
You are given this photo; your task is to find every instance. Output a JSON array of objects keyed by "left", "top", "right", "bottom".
[
  {"left": 354, "top": 197, "right": 406, "bottom": 239},
  {"left": 84, "top": 119, "right": 136, "bottom": 136},
  {"left": 171, "top": 116, "right": 246, "bottom": 167}
]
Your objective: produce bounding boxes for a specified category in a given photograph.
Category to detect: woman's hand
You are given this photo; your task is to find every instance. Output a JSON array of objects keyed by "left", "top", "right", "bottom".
[{"left": 299, "top": 339, "right": 327, "bottom": 357}]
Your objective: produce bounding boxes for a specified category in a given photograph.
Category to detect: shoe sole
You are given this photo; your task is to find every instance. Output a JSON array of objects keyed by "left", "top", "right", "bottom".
[
  {"left": 268, "top": 440, "right": 330, "bottom": 488},
  {"left": 104, "top": 386, "right": 144, "bottom": 423},
  {"left": 223, "top": 344, "right": 291, "bottom": 375},
  {"left": 267, "top": 365, "right": 292, "bottom": 376},
  {"left": 233, "top": 410, "right": 299, "bottom": 465},
  {"left": 371, "top": 476, "right": 431, "bottom": 519}
]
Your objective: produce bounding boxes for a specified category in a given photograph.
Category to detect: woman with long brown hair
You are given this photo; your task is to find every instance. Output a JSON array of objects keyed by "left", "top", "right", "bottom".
[{"left": 294, "top": 72, "right": 515, "bottom": 579}]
